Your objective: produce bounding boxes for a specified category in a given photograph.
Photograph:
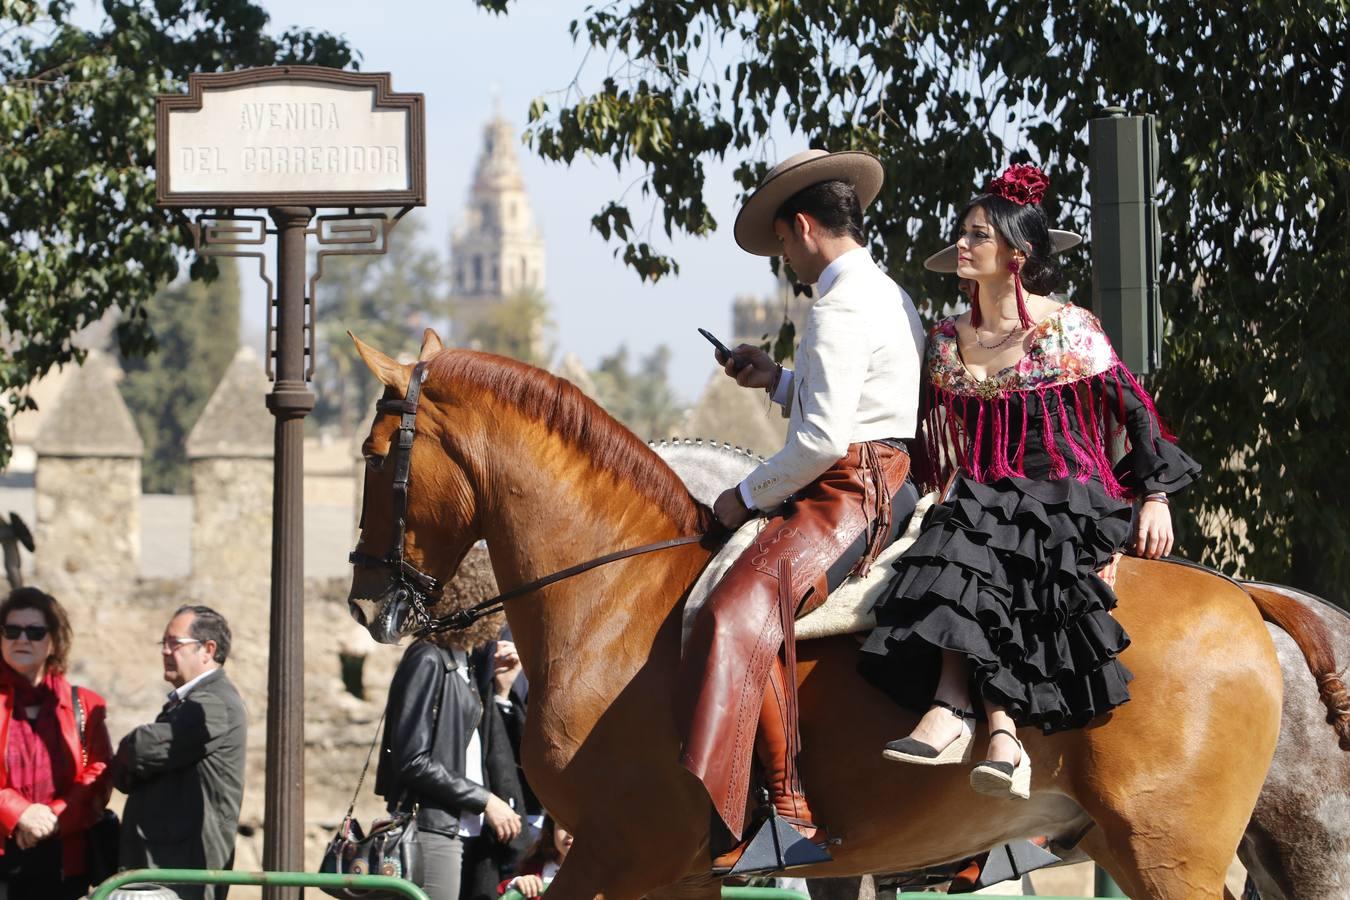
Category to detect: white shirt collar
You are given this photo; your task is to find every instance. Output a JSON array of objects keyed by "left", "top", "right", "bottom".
[
  {"left": 168, "top": 666, "right": 219, "bottom": 703},
  {"left": 816, "top": 247, "right": 873, "bottom": 297}
]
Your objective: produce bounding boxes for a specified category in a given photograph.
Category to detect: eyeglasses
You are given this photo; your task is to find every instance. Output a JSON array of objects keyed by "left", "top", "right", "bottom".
[
  {"left": 158, "top": 637, "right": 202, "bottom": 652},
  {"left": 2, "top": 624, "right": 49, "bottom": 641}
]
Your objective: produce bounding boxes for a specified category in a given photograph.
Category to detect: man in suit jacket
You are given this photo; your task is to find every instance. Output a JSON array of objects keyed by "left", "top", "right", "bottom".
[
  {"left": 115, "top": 605, "right": 247, "bottom": 900},
  {"left": 677, "top": 150, "right": 926, "bottom": 874}
]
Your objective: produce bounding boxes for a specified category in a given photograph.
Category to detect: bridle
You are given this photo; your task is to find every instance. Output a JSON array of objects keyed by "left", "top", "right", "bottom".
[
  {"left": 348, "top": 360, "right": 444, "bottom": 633},
  {"left": 348, "top": 359, "right": 720, "bottom": 637}
]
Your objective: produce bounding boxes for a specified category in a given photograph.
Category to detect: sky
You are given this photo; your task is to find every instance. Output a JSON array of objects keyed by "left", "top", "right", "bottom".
[{"left": 238, "top": 0, "right": 790, "bottom": 401}]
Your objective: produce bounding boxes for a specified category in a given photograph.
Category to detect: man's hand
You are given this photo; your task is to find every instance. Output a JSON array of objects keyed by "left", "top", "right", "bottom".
[
  {"left": 483, "top": 793, "right": 521, "bottom": 843},
  {"left": 716, "top": 344, "right": 776, "bottom": 389},
  {"left": 493, "top": 640, "right": 523, "bottom": 700},
  {"left": 512, "top": 875, "right": 547, "bottom": 898},
  {"left": 714, "top": 487, "right": 754, "bottom": 531},
  {"left": 15, "top": 803, "right": 57, "bottom": 849},
  {"left": 1131, "top": 499, "right": 1174, "bottom": 559}
]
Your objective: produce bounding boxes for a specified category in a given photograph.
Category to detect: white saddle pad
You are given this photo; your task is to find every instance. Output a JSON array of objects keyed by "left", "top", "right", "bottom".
[{"left": 682, "top": 493, "right": 936, "bottom": 644}]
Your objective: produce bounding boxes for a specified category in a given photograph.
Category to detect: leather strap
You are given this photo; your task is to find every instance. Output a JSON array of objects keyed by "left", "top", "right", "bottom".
[
  {"left": 933, "top": 699, "right": 974, "bottom": 720},
  {"left": 71, "top": 685, "right": 87, "bottom": 767},
  {"left": 418, "top": 532, "right": 717, "bottom": 635}
]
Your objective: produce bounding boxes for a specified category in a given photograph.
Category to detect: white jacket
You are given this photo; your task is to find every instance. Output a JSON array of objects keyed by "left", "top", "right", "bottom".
[{"left": 740, "top": 249, "right": 926, "bottom": 510}]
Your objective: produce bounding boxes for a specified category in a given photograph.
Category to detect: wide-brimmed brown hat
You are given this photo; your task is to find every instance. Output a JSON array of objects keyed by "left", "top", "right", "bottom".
[
  {"left": 923, "top": 230, "right": 1083, "bottom": 272},
  {"left": 733, "top": 149, "right": 884, "bottom": 256}
]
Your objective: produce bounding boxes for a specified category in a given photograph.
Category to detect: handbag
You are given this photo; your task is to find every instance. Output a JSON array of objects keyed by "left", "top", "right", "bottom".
[
  {"left": 319, "top": 711, "right": 424, "bottom": 899},
  {"left": 72, "top": 686, "right": 121, "bottom": 886}
]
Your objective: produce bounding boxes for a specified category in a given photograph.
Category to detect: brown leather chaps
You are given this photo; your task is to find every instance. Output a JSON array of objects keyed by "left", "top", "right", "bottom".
[{"left": 677, "top": 441, "right": 912, "bottom": 838}]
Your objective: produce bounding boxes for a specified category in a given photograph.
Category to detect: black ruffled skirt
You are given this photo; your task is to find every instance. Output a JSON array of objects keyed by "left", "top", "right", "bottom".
[{"left": 859, "top": 474, "right": 1134, "bottom": 734}]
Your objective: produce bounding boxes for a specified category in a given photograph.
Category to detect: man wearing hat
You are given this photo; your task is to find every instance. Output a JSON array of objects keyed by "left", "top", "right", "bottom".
[{"left": 677, "top": 149, "right": 926, "bottom": 873}]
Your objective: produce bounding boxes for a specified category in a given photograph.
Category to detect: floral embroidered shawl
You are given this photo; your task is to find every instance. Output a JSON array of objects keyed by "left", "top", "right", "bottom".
[{"left": 922, "top": 303, "right": 1174, "bottom": 500}]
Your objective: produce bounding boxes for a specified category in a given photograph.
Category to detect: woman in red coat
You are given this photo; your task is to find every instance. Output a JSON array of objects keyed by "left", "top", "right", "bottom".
[{"left": 0, "top": 587, "right": 114, "bottom": 899}]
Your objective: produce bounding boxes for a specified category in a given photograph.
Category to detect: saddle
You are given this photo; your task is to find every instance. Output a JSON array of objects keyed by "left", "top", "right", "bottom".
[{"left": 682, "top": 491, "right": 936, "bottom": 646}]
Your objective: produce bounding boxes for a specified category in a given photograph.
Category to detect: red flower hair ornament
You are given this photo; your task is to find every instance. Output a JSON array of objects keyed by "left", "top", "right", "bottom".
[{"left": 987, "top": 164, "right": 1050, "bottom": 206}]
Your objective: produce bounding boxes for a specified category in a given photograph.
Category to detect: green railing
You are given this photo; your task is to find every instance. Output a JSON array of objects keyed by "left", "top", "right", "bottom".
[
  {"left": 92, "top": 868, "right": 430, "bottom": 900},
  {"left": 501, "top": 890, "right": 810, "bottom": 900},
  {"left": 97, "top": 871, "right": 1126, "bottom": 900}
]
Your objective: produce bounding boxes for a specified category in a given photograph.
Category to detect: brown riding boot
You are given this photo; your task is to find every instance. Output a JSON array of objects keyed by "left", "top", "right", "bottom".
[{"left": 711, "top": 657, "right": 829, "bottom": 873}]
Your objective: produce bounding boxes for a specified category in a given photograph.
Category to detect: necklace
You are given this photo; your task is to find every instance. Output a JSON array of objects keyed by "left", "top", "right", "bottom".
[{"left": 974, "top": 326, "right": 1023, "bottom": 350}]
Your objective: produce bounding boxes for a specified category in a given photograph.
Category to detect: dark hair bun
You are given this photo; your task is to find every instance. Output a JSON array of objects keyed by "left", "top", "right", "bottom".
[{"left": 1021, "top": 255, "right": 1061, "bottom": 295}]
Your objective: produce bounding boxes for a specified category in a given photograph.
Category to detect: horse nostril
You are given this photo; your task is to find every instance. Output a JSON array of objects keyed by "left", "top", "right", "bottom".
[{"left": 348, "top": 600, "right": 366, "bottom": 627}]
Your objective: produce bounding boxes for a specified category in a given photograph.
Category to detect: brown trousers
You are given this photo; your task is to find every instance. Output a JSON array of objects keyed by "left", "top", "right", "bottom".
[{"left": 677, "top": 442, "right": 912, "bottom": 838}]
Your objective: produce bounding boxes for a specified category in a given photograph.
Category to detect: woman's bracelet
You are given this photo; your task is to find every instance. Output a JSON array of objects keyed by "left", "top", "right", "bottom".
[{"left": 1143, "top": 492, "right": 1169, "bottom": 506}]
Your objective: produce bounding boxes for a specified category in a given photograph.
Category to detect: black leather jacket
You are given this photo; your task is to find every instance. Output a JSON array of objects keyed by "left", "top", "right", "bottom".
[{"left": 375, "top": 641, "right": 490, "bottom": 836}]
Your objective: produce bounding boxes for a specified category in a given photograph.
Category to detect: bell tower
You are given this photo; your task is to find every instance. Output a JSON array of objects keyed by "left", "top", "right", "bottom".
[{"left": 449, "top": 113, "right": 546, "bottom": 345}]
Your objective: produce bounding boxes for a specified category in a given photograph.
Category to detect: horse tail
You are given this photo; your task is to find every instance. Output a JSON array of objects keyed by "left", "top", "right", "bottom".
[{"left": 1244, "top": 583, "right": 1350, "bottom": 751}]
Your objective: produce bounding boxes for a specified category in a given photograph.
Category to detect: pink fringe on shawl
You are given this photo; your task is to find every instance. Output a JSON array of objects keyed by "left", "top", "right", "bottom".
[{"left": 923, "top": 362, "right": 1176, "bottom": 501}]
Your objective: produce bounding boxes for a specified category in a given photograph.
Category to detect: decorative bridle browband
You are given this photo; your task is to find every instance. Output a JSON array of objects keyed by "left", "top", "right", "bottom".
[{"left": 348, "top": 360, "right": 716, "bottom": 636}]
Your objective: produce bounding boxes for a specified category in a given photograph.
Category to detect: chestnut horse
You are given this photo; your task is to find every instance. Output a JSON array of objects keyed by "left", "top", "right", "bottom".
[{"left": 347, "top": 335, "right": 1349, "bottom": 900}]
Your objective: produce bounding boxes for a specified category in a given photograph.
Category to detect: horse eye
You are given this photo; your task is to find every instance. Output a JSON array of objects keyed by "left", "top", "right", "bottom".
[{"left": 365, "top": 453, "right": 386, "bottom": 472}]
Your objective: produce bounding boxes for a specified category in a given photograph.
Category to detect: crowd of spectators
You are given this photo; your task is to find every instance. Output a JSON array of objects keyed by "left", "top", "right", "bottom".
[
  {"left": 0, "top": 589, "right": 246, "bottom": 900},
  {"left": 0, "top": 582, "right": 561, "bottom": 900},
  {"left": 378, "top": 620, "right": 556, "bottom": 900},
  {"left": 0, "top": 586, "right": 711, "bottom": 900}
]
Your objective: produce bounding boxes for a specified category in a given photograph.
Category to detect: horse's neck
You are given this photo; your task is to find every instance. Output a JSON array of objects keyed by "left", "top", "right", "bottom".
[{"left": 480, "top": 431, "right": 709, "bottom": 693}]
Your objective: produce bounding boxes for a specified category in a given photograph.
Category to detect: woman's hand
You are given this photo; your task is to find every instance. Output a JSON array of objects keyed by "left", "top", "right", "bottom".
[
  {"left": 484, "top": 793, "right": 521, "bottom": 843},
  {"left": 512, "top": 875, "right": 546, "bottom": 898},
  {"left": 1131, "top": 498, "right": 1174, "bottom": 559},
  {"left": 15, "top": 803, "right": 57, "bottom": 849},
  {"left": 1097, "top": 552, "right": 1122, "bottom": 588}
]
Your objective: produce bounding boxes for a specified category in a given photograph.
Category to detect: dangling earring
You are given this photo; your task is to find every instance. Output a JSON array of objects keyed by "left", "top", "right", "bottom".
[
  {"left": 969, "top": 281, "right": 981, "bottom": 327},
  {"left": 1009, "top": 258, "right": 1032, "bottom": 329}
]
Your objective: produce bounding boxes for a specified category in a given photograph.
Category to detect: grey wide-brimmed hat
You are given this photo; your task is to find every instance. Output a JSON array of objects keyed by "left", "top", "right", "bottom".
[
  {"left": 923, "top": 229, "right": 1083, "bottom": 272},
  {"left": 733, "top": 149, "right": 884, "bottom": 256}
]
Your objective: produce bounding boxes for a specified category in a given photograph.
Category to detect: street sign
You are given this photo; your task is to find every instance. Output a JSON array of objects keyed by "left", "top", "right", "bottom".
[
  {"left": 154, "top": 64, "right": 425, "bottom": 900},
  {"left": 156, "top": 66, "right": 425, "bottom": 207}
]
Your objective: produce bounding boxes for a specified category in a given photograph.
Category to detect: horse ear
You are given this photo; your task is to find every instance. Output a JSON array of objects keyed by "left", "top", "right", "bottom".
[
  {"left": 349, "top": 331, "right": 411, "bottom": 395},
  {"left": 418, "top": 328, "right": 444, "bottom": 362}
]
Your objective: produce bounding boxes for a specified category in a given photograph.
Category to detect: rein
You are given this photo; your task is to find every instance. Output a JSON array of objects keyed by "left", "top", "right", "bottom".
[
  {"left": 349, "top": 359, "right": 722, "bottom": 636},
  {"left": 416, "top": 533, "right": 711, "bottom": 636}
]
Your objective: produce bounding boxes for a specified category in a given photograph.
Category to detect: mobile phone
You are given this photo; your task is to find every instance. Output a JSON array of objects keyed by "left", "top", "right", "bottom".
[
  {"left": 698, "top": 328, "right": 734, "bottom": 357},
  {"left": 698, "top": 328, "right": 749, "bottom": 372}
]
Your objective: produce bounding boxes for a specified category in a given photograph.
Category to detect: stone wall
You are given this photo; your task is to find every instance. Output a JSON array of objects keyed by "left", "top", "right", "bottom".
[
  {"left": 186, "top": 346, "right": 273, "bottom": 588},
  {"left": 33, "top": 456, "right": 142, "bottom": 595},
  {"left": 33, "top": 351, "right": 143, "bottom": 598},
  {"left": 189, "top": 458, "right": 273, "bottom": 585}
]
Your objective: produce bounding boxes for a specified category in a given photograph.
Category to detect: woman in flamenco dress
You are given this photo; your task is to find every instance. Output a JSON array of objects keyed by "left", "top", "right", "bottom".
[{"left": 859, "top": 164, "right": 1201, "bottom": 799}]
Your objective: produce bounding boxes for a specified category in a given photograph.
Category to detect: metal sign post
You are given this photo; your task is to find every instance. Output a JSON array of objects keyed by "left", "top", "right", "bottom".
[{"left": 155, "top": 66, "right": 425, "bottom": 900}]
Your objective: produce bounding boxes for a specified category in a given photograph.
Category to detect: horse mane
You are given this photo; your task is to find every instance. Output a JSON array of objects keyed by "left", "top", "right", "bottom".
[{"left": 427, "top": 350, "right": 712, "bottom": 535}]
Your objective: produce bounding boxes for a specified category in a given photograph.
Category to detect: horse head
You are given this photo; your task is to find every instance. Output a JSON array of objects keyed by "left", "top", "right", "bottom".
[{"left": 346, "top": 327, "right": 482, "bottom": 644}]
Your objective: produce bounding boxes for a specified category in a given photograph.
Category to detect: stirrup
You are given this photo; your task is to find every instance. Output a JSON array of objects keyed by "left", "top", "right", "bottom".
[
  {"left": 882, "top": 699, "right": 975, "bottom": 766},
  {"left": 721, "top": 810, "right": 833, "bottom": 877},
  {"left": 966, "top": 839, "right": 1062, "bottom": 891}
]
